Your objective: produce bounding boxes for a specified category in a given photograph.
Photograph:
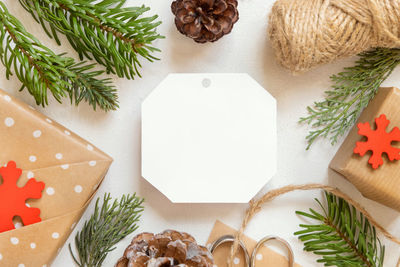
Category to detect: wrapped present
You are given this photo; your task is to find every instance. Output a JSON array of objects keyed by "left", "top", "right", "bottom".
[
  {"left": 0, "top": 89, "right": 112, "bottom": 266},
  {"left": 330, "top": 87, "right": 400, "bottom": 211}
]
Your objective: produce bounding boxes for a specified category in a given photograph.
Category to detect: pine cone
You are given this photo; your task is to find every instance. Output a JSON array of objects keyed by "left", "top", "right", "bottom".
[
  {"left": 171, "top": 0, "right": 239, "bottom": 43},
  {"left": 116, "top": 230, "right": 214, "bottom": 267}
]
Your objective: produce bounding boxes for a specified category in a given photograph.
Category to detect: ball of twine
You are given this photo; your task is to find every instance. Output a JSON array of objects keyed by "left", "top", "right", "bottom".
[{"left": 268, "top": 0, "right": 400, "bottom": 73}]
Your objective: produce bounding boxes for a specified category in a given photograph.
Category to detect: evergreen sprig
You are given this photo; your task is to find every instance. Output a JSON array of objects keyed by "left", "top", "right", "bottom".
[
  {"left": 69, "top": 193, "right": 144, "bottom": 267},
  {"left": 0, "top": 2, "right": 118, "bottom": 111},
  {"left": 295, "top": 192, "right": 385, "bottom": 267},
  {"left": 300, "top": 48, "right": 400, "bottom": 149},
  {"left": 19, "top": 0, "right": 164, "bottom": 80}
]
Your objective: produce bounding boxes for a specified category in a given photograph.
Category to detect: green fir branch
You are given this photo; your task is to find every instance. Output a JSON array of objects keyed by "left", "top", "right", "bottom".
[
  {"left": 19, "top": 0, "right": 164, "bottom": 80},
  {"left": 69, "top": 193, "right": 144, "bottom": 267},
  {"left": 0, "top": 2, "right": 118, "bottom": 111},
  {"left": 300, "top": 48, "right": 400, "bottom": 149},
  {"left": 295, "top": 192, "right": 385, "bottom": 267}
]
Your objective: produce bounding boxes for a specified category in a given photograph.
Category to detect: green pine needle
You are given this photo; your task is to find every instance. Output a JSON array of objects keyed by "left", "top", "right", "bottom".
[
  {"left": 300, "top": 48, "right": 400, "bottom": 149},
  {"left": 295, "top": 192, "right": 385, "bottom": 267},
  {"left": 0, "top": 1, "right": 119, "bottom": 111},
  {"left": 19, "top": 0, "right": 164, "bottom": 80},
  {"left": 69, "top": 193, "right": 144, "bottom": 267}
]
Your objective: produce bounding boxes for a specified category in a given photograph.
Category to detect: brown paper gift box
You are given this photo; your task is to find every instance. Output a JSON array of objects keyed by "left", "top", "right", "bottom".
[
  {"left": 0, "top": 89, "right": 112, "bottom": 266},
  {"left": 207, "top": 221, "right": 301, "bottom": 267},
  {"left": 330, "top": 87, "right": 400, "bottom": 211}
]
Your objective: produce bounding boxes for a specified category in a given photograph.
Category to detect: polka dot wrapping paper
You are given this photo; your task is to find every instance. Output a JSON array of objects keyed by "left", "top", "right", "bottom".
[
  {"left": 207, "top": 221, "right": 302, "bottom": 267},
  {"left": 0, "top": 89, "right": 113, "bottom": 267}
]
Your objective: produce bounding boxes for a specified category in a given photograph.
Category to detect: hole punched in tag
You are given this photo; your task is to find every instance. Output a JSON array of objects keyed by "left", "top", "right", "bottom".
[
  {"left": 202, "top": 78, "right": 211, "bottom": 88},
  {"left": 209, "top": 234, "right": 294, "bottom": 267}
]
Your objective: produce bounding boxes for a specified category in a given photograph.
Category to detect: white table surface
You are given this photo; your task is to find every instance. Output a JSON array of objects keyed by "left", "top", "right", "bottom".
[{"left": 2, "top": 0, "right": 400, "bottom": 266}]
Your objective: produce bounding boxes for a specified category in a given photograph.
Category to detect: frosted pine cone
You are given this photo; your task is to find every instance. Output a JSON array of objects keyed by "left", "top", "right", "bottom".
[
  {"left": 171, "top": 0, "right": 239, "bottom": 43},
  {"left": 116, "top": 230, "right": 214, "bottom": 267}
]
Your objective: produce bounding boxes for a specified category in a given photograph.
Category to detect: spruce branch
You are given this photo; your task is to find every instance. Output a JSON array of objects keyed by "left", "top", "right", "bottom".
[
  {"left": 19, "top": 0, "right": 164, "bottom": 80},
  {"left": 295, "top": 192, "right": 385, "bottom": 267},
  {"left": 69, "top": 193, "right": 144, "bottom": 267},
  {"left": 0, "top": 1, "right": 118, "bottom": 111},
  {"left": 300, "top": 48, "right": 400, "bottom": 149}
]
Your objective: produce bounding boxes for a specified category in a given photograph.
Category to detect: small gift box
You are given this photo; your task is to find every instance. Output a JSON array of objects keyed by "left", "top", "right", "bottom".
[
  {"left": 0, "top": 90, "right": 112, "bottom": 266},
  {"left": 330, "top": 87, "right": 400, "bottom": 211}
]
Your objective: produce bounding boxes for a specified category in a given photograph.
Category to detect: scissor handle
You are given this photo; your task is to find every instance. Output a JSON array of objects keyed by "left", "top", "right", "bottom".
[
  {"left": 210, "top": 235, "right": 251, "bottom": 267},
  {"left": 251, "top": 236, "right": 294, "bottom": 267}
]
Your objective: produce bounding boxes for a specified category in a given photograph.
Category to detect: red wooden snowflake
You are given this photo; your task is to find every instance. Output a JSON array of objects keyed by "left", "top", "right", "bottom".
[
  {"left": 354, "top": 114, "right": 400, "bottom": 169},
  {"left": 0, "top": 161, "right": 45, "bottom": 233}
]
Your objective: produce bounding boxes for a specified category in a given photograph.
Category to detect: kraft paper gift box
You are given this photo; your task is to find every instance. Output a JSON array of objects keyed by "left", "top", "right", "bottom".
[
  {"left": 330, "top": 87, "right": 400, "bottom": 211},
  {"left": 0, "top": 89, "right": 112, "bottom": 266}
]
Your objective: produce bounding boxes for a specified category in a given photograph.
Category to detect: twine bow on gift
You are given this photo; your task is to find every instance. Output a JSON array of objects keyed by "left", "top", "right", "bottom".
[
  {"left": 268, "top": 0, "right": 400, "bottom": 73},
  {"left": 228, "top": 184, "right": 400, "bottom": 267}
]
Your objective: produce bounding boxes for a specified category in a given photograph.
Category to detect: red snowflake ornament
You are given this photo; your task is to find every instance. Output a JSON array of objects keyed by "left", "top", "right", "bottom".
[
  {"left": 354, "top": 114, "right": 400, "bottom": 169},
  {"left": 0, "top": 161, "right": 45, "bottom": 233}
]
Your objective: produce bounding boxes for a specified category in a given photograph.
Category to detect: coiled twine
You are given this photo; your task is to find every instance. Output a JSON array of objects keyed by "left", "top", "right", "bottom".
[{"left": 268, "top": 0, "right": 400, "bottom": 73}]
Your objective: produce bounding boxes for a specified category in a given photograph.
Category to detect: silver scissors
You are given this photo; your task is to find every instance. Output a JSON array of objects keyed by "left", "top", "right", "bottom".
[{"left": 210, "top": 234, "right": 294, "bottom": 267}]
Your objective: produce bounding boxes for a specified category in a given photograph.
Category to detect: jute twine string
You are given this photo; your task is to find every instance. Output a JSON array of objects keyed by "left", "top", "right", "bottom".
[
  {"left": 228, "top": 184, "right": 400, "bottom": 267},
  {"left": 268, "top": 0, "right": 400, "bottom": 73}
]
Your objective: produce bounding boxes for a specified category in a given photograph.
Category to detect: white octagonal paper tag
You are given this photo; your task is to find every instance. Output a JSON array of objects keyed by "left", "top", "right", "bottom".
[{"left": 142, "top": 73, "right": 277, "bottom": 203}]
